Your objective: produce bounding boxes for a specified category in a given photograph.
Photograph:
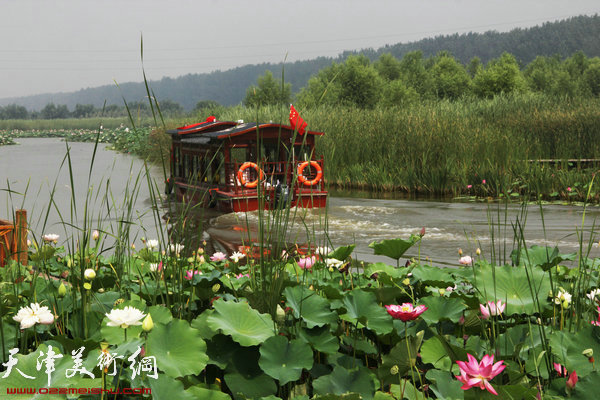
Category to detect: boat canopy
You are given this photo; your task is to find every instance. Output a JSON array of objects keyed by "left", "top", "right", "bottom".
[{"left": 168, "top": 121, "right": 323, "bottom": 141}]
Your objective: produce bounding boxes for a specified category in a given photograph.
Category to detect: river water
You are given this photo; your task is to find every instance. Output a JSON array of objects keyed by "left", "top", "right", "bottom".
[{"left": 1, "top": 138, "right": 598, "bottom": 265}]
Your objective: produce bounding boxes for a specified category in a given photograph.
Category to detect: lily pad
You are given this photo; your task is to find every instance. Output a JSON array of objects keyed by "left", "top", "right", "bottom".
[
  {"left": 146, "top": 319, "right": 208, "bottom": 377},
  {"left": 313, "top": 365, "right": 377, "bottom": 400},
  {"left": 284, "top": 286, "right": 338, "bottom": 328},
  {"left": 338, "top": 289, "right": 393, "bottom": 335},
  {"left": 259, "top": 336, "right": 314, "bottom": 384},
  {"left": 207, "top": 300, "right": 275, "bottom": 347},
  {"left": 297, "top": 325, "right": 340, "bottom": 354},
  {"left": 420, "top": 297, "right": 465, "bottom": 325}
]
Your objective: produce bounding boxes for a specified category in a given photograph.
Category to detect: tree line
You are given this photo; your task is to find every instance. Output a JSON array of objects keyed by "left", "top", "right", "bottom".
[{"left": 244, "top": 50, "right": 600, "bottom": 109}]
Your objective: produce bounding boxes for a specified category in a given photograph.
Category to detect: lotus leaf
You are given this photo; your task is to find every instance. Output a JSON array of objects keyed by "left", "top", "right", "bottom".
[
  {"left": 313, "top": 365, "right": 377, "bottom": 400},
  {"left": 284, "top": 286, "right": 338, "bottom": 328},
  {"left": 338, "top": 289, "right": 393, "bottom": 334},
  {"left": 368, "top": 236, "right": 421, "bottom": 261},
  {"left": 146, "top": 319, "right": 208, "bottom": 377},
  {"left": 259, "top": 336, "right": 314, "bottom": 384},
  {"left": 207, "top": 299, "right": 275, "bottom": 346}
]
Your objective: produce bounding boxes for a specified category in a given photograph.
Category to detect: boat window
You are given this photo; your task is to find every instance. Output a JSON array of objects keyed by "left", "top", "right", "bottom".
[
  {"left": 230, "top": 147, "right": 247, "bottom": 163},
  {"left": 293, "top": 145, "right": 311, "bottom": 161}
]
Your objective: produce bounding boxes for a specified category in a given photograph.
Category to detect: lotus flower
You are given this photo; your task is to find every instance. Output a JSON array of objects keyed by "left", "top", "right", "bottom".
[
  {"left": 587, "top": 288, "right": 600, "bottom": 301},
  {"left": 325, "top": 258, "right": 343, "bottom": 269},
  {"left": 105, "top": 306, "right": 146, "bottom": 329},
  {"left": 146, "top": 239, "right": 159, "bottom": 250},
  {"left": 480, "top": 300, "right": 506, "bottom": 319},
  {"left": 459, "top": 255, "right": 473, "bottom": 265},
  {"left": 229, "top": 251, "right": 245, "bottom": 263},
  {"left": 456, "top": 353, "right": 505, "bottom": 395},
  {"left": 315, "top": 246, "right": 332, "bottom": 256},
  {"left": 13, "top": 303, "right": 55, "bottom": 329},
  {"left": 210, "top": 252, "right": 227, "bottom": 262},
  {"left": 385, "top": 303, "right": 428, "bottom": 322},
  {"left": 554, "top": 362, "right": 568, "bottom": 377},
  {"left": 42, "top": 234, "right": 59, "bottom": 243},
  {"left": 591, "top": 306, "right": 600, "bottom": 326},
  {"left": 566, "top": 370, "right": 578, "bottom": 390},
  {"left": 184, "top": 270, "right": 202, "bottom": 280},
  {"left": 297, "top": 256, "right": 316, "bottom": 270},
  {"left": 169, "top": 243, "right": 184, "bottom": 256},
  {"left": 554, "top": 288, "right": 572, "bottom": 308},
  {"left": 92, "top": 230, "right": 100, "bottom": 241}
]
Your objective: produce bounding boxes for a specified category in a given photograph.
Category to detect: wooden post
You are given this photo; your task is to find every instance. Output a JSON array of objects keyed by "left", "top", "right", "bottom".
[{"left": 14, "top": 210, "right": 28, "bottom": 266}]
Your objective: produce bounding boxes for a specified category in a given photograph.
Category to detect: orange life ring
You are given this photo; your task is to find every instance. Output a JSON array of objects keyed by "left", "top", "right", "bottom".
[
  {"left": 297, "top": 161, "right": 323, "bottom": 186},
  {"left": 237, "top": 162, "right": 264, "bottom": 188}
]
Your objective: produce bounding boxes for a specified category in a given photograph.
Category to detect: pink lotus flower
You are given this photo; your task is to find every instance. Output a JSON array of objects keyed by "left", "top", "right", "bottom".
[
  {"left": 184, "top": 270, "right": 202, "bottom": 280},
  {"left": 591, "top": 306, "right": 600, "bottom": 326},
  {"left": 566, "top": 370, "right": 578, "bottom": 390},
  {"left": 567, "top": 187, "right": 572, "bottom": 192},
  {"left": 297, "top": 256, "right": 316, "bottom": 270},
  {"left": 554, "top": 362, "right": 567, "bottom": 377},
  {"left": 385, "top": 303, "right": 428, "bottom": 322},
  {"left": 235, "top": 273, "right": 250, "bottom": 279},
  {"left": 467, "top": 184, "right": 473, "bottom": 189},
  {"left": 459, "top": 255, "right": 473, "bottom": 265},
  {"left": 210, "top": 252, "right": 227, "bottom": 262},
  {"left": 480, "top": 300, "right": 506, "bottom": 319},
  {"left": 482, "top": 179, "right": 486, "bottom": 184},
  {"left": 456, "top": 353, "right": 505, "bottom": 396}
]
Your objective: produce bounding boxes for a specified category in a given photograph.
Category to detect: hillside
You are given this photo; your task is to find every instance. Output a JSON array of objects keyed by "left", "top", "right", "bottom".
[{"left": 1, "top": 14, "right": 599, "bottom": 111}]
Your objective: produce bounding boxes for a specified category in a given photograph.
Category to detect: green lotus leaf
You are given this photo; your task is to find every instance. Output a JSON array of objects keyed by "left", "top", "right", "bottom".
[
  {"left": 547, "top": 370, "right": 600, "bottom": 399},
  {"left": 259, "top": 336, "right": 314, "bottom": 384},
  {"left": 147, "top": 373, "right": 197, "bottom": 400},
  {"left": 328, "top": 245, "right": 356, "bottom": 261},
  {"left": 379, "top": 332, "right": 424, "bottom": 382},
  {"left": 284, "top": 286, "right": 338, "bottom": 328},
  {"left": 341, "top": 335, "right": 377, "bottom": 355},
  {"left": 207, "top": 300, "right": 275, "bottom": 347},
  {"left": 469, "top": 263, "right": 551, "bottom": 314},
  {"left": 374, "top": 392, "right": 395, "bottom": 400},
  {"left": 363, "top": 262, "right": 407, "bottom": 280},
  {"left": 147, "top": 305, "right": 173, "bottom": 325},
  {"left": 297, "top": 325, "right": 340, "bottom": 354},
  {"left": 146, "top": 319, "right": 208, "bottom": 377},
  {"left": 549, "top": 326, "right": 600, "bottom": 378},
  {"left": 420, "top": 297, "right": 465, "bottom": 324},
  {"left": 206, "top": 334, "right": 242, "bottom": 369},
  {"left": 368, "top": 236, "right": 421, "bottom": 261},
  {"left": 391, "top": 381, "right": 426, "bottom": 400},
  {"left": 225, "top": 346, "right": 277, "bottom": 399},
  {"left": 338, "top": 289, "right": 393, "bottom": 334},
  {"left": 313, "top": 365, "right": 377, "bottom": 400},
  {"left": 192, "top": 309, "right": 218, "bottom": 340},
  {"left": 512, "top": 245, "right": 575, "bottom": 271},
  {"left": 421, "top": 336, "right": 452, "bottom": 370},
  {"left": 425, "top": 369, "right": 464, "bottom": 400},
  {"left": 410, "top": 265, "right": 455, "bottom": 286},
  {"left": 313, "top": 394, "right": 362, "bottom": 400},
  {"left": 185, "top": 385, "right": 232, "bottom": 400}
]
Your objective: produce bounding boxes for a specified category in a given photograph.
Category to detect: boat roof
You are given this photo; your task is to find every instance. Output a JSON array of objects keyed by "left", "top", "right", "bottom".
[{"left": 169, "top": 120, "right": 324, "bottom": 140}]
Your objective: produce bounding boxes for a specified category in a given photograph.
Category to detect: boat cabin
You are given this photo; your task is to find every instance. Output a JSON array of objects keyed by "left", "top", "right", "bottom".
[{"left": 166, "top": 119, "right": 327, "bottom": 213}]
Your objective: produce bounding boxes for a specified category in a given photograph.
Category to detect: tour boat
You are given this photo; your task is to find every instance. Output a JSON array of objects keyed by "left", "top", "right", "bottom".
[{"left": 166, "top": 117, "right": 327, "bottom": 213}]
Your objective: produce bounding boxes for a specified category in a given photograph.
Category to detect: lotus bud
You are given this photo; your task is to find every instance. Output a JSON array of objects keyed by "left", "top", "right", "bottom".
[
  {"left": 476, "top": 248, "right": 481, "bottom": 255},
  {"left": 131, "top": 243, "right": 135, "bottom": 250},
  {"left": 402, "top": 278, "right": 410, "bottom": 286},
  {"left": 212, "top": 284, "right": 221, "bottom": 293},
  {"left": 420, "top": 227, "right": 425, "bottom": 237},
  {"left": 84, "top": 268, "right": 96, "bottom": 280},
  {"left": 328, "top": 267, "right": 334, "bottom": 272},
  {"left": 458, "top": 248, "right": 463, "bottom": 256},
  {"left": 438, "top": 288, "right": 446, "bottom": 296},
  {"left": 92, "top": 230, "right": 100, "bottom": 241},
  {"left": 58, "top": 282, "right": 67, "bottom": 297},
  {"left": 390, "top": 365, "right": 399, "bottom": 375},
  {"left": 583, "top": 348, "right": 593, "bottom": 358},
  {"left": 142, "top": 314, "right": 154, "bottom": 332},
  {"left": 275, "top": 305, "right": 286, "bottom": 323},
  {"left": 67, "top": 258, "right": 73, "bottom": 268}
]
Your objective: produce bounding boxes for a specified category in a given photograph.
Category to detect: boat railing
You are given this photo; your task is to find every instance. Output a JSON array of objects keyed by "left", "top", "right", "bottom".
[{"left": 226, "top": 158, "right": 325, "bottom": 194}]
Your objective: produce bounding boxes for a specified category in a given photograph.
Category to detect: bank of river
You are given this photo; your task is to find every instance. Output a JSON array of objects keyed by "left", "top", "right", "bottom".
[{"left": 1, "top": 138, "right": 598, "bottom": 266}]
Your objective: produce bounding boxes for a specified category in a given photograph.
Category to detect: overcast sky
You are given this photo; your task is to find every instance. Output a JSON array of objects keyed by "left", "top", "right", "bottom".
[{"left": 1, "top": 0, "right": 598, "bottom": 99}]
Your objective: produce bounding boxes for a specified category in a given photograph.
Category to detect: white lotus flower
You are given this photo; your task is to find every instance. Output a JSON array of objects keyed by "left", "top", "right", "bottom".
[
  {"left": 42, "top": 234, "right": 60, "bottom": 243},
  {"left": 587, "top": 288, "right": 600, "bottom": 301},
  {"left": 84, "top": 268, "right": 96, "bottom": 280},
  {"left": 316, "top": 246, "right": 332, "bottom": 256},
  {"left": 149, "top": 263, "right": 159, "bottom": 272},
  {"left": 92, "top": 230, "right": 100, "bottom": 241},
  {"left": 170, "top": 243, "right": 184, "bottom": 256},
  {"left": 146, "top": 239, "right": 159, "bottom": 250},
  {"left": 105, "top": 306, "right": 146, "bottom": 329},
  {"left": 325, "top": 258, "right": 343, "bottom": 268},
  {"left": 554, "top": 289, "right": 572, "bottom": 308},
  {"left": 230, "top": 251, "right": 245, "bottom": 263},
  {"left": 13, "top": 303, "right": 55, "bottom": 329}
]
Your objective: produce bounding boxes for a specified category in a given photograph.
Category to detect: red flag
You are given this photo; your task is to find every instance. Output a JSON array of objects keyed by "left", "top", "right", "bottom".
[{"left": 289, "top": 104, "right": 307, "bottom": 135}]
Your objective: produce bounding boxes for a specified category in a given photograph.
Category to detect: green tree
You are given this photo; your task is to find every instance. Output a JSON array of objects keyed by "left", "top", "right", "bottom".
[
  {"left": 374, "top": 53, "right": 403, "bottom": 81},
  {"left": 380, "top": 79, "right": 419, "bottom": 107},
  {"left": 473, "top": 53, "right": 527, "bottom": 98},
  {"left": 72, "top": 104, "right": 96, "bottom": 118},
  {"left": 582, "top": 58, "right": 600, "bottom": 96},
  {"left": 430, "top": 54, "right": 471, "bottom": 99},
  {"left": 40, "top": 103, "right": 70, "bottom": 119},
  {"left": 467, "top": 57, "right": 482, "bottom": 78},
  {"left": 399, "top": 51, "right": 434, "bottom": 98},
  {"left": 0, "top": 104, "right": 29, "bottom": 119},
  {"left": 296, "top": 62, "right": 343, "bottom": 108},
  {"left": 338, "top": 55, "right": 383, "bottom": 108},
  {"left": 244, "top": 70, "right": 291, "bottom": 107}
]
